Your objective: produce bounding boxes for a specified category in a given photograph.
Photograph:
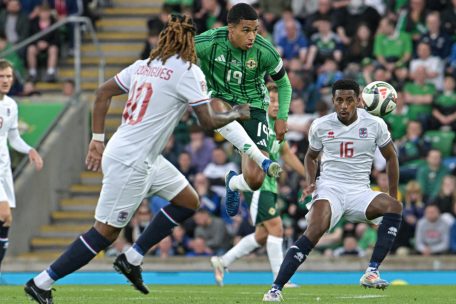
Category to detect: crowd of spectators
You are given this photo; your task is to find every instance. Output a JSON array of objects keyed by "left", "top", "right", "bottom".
[{"left": 113, "top": 0, "right": 456, "bottom": 259}]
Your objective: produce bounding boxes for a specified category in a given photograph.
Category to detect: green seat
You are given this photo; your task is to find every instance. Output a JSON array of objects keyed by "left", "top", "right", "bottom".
[{"left": 423, "top": 130, "right": 456, "bottom": 157}]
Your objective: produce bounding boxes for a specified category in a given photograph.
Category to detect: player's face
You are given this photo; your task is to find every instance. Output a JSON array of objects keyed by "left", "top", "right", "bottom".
[
  {"left": 268, "top": 91, "right": 279, "bottom": 119},
  {"left": 228, "top": 19, "right": 259, "bottom": 51},
  {"left": 333, "top": 89, "right": 359, "bottom": 125},
  {"left": 0, "top": 67, "right": 13, "bottom": 95}
]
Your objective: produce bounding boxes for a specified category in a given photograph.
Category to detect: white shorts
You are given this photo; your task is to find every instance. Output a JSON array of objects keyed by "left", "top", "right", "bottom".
[
  {"left": 0, "top": 170, "right": 15, "bottom": 208},
  {"left": 306, "top": 179, "right": 383, "bottom": 231},
  {"left": 95, "top": 155, "right": 188, "bottom": 228}
]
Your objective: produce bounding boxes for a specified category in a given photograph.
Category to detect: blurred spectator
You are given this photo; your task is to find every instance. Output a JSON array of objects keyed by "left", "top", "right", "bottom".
[
  {"left": 390, "top": 63, "right": 409, "bottom": 92},
  {"left": 356, "top": 223, "right": 377, "bottom": 251},
  {"left": 123, "top": 199, "right": 152, "bottom": 244},
  {"left": 186, "top": 237, "right": 212, "bottom": 257},
  {"left": 433, "top": 175, "right": 456, "bottom": 216},
  {"left": 259, "top": 0, "right": 291, "bottom": 34},
  {"left": 448, "top": 43, "right": 456, "bottom": 78},
  {"left": 193, "top": 172, "right": 223, "bottom": 216},
  {"left": 343, "top": 23, "right": 374, "bottom": 66},
  {"left": 409, "top": 42, "right": 444, "bottom": 91},
  {"left": 194, "top": 0, "right": 227, "bottom": 34},
  {"left": 374, "top": 17, "right": 412, "bottom": 73},
  {"left": 397, "top": 0, "right": 428, "bottom": 44},
  {"left": 149, "top": 195, "right": 170, "bottom": 216},
  {"left": 383, "top": 93, "right": 409, "bottom": 141},
  {"left": 0, "top": 32, "right": 26, "bottom": 82},
  {"left": 440, "top": 0, "right": 456, "bottom": 38},
  {"left": 154, "top": 236, "right": 173, "bottom": 258},
  {"left": 184, "top": 126, "right": 216, "bottom": 172},
  {"left": 314, "top": 219, "right": 344, "bottom": 255},
  {"left": 140, "top": 28, "right": 160, "bottom": 60},
  {"left": 105, "top": 235, "right": 130, "bottom": 257},
  {"left": 272, "top": 7, "right": 302, "bottom": 45},
  {"left": 314, "top": 58, "right": 343, "bottom": 106},
  {"left": 420, "top": 11, "right": 452, "bottom": 60},
  {"left": 451, "top": 220, "right": 456, "bottom": 253},
  {"left": 304, "top": 0, "right": 334, "bottom": 37},
  {"left": 257, "top": 18, "right": 272, "bottom": 43},
  {"left": 163, "top": 0, "right": 193, "bottom": 13},
  {"left": 417, "top": 149, "right": 449, "bottom": 203},
  {"left": 171, "top": 225, "right": 191, "bottom": 256},
  {"left": 26, "top": 4, "right": 60, "bottom": 83},
  {"left": 332, "top": 235, "right": 365, "bottom": 257},
  {"left": 174, "top": 107, "right": 197, "bottom": 145},
  {"left": 430, "top": 75, "right": 456, "bottom": 132},
  {"left": 62, "top": 78, "right": 75, "bottom": 97},
  {"left": 193, "top": 208, "right": 231, "bottom": 254},
  {"left": 372, "top": 171, "right": 403, "bottom": 201},
  {"left": 276, "top": 18, "right": 308, "bottom": 65},
  {"left": 333, "top": 0, "right": 381, "bottom": 45},
  {"left": 304, "top": 17, "right": 343, "bottom": 70},
  {"left": 203, "top": 148, "right": 238, "bottom": 192},
  {"left": 396, "top": 120, "right": 432, "bottom": 182},
  {"left": 415, "top": 204, "right": 451, "bottom": 255},
  {"left": 403, "top": 66, "right": 436, "bottom": 122},
  {"left": 163, "top": 135, "right": 183, "bottom": 167},
  {"left": 176, "top": 151, "right": 197, "bottom": 184},
  {"left": 0, "top": 0, "right": 30, "bottom": 46},
  {"left": 286, "top": 96, "right": 316, "bottom": 144},
  {"left": 19, "top": 81, "right": 40, "bottom": 97},
  {"left": 21, "top": 0, "right": 44, "bottom": 19}
]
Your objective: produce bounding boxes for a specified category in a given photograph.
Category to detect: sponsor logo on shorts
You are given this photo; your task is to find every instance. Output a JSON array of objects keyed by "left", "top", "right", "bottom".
[
  {"left": 268, "top": 207, "right": 276, "bottom": 216},
  {"left": 117, "top": 211, "right": 129, "bottom": 223}
]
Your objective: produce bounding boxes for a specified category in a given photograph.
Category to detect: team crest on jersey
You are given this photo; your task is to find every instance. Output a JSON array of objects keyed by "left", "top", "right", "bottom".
[
  {"left": 327, "top": 131, "right": 334, "bottom": 138},
  {"left": 246, "top": 59, "right": 257, "bottom": 70},
  {"left": 6, "top": 108, "right": 10, "bottom": 116},
  {"left": 359, "top": 128, "right": 368, "bottom": 138}
]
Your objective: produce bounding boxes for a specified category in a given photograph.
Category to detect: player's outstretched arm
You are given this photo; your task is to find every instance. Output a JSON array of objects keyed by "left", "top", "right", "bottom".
[
  {"left": 380, "top": 142, "right": 399, "bottom": 200},
  {"left": 7, "top": 128, "right": 43, "bottom": 171},
  {"left": 271, "top": 71, "right": 292, "bottom": 142},
  {"left": 193, "top": 101, "right": 250, "bottom": 130},
  {"left": 280, "top": 142, "right": 305, "bottom": 177},
  {"left": 302, "top": 148, "right": 320, "bottom": 198}
]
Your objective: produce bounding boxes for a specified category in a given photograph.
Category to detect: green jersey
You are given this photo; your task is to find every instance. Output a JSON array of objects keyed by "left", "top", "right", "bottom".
[
  {"left": 261, "top": 117, "right": 285, "bottom": 194},
  {"left": 195, "top": 27, "right": 284, "bottom": 111}
]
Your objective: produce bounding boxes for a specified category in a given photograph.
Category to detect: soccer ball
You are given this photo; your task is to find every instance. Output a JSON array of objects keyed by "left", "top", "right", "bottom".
[{"left": 361, "top": 81, "right": 397, "bottom": 117}]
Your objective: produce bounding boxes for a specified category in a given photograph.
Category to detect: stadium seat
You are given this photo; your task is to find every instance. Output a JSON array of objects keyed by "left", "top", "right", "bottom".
[{"left": 423, "top": 130, "right": 455, "bottom": 157}]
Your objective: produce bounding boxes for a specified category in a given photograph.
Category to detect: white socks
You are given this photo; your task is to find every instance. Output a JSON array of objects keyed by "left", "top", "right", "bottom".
[
  {"left": 221, "top": 233, "right": 260, "bottom": 267},
  {"left": 125, "top": 245, "right": 144, "bottom": 266},
  {"left": 34, "top": 270, "right": 55, "bottom": 290},
  {"left": 216, "top": 121, "right": 267, "bottom": 167},
  {"left": 266, "top": 235, "right": 284, "bottom": 280},
  {"left": 229, "top": 174, "right": 254, "bottom": 192}
]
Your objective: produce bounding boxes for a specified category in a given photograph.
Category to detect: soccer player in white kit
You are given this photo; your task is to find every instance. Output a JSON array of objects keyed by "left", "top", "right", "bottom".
[
  {"left": 264, "top": 79, "right": 402, "bottom": 302},
  {"left": 0, "top": 59, "right": 43, "bottom": 276},
  {"left": 25, "top": 15, "right": 250, "bottom": 303}
]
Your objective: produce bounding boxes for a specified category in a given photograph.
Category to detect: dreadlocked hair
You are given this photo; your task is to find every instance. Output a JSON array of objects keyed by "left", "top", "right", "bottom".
[{"left": 148, "top": 14, "right": 197, "bottom": 69}]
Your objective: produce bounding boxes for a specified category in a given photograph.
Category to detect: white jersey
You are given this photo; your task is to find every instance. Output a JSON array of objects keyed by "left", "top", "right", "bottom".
[
  {"left": 0, "top": 96, "right": 20, "bottom": 173},
  {"left": 308, "top": 108, "right": 391, "bottom": 186},
  {"left": 104, "top": 56, "right": 210, "bottom": 171}
]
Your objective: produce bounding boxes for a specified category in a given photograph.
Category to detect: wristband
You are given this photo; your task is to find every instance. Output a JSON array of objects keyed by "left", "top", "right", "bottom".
[{"left": 92, "top": 133, "right": 105, "bottom": 142}]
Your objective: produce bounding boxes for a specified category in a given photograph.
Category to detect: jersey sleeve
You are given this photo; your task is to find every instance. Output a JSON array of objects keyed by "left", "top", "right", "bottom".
[
  {"left": 259, "top": 38, "right": 284, "bottom": 77},
  {"left": 114, "top": 60, "right": 141, "bottom": 93},
  {"left": 176, "top": 65, "right": 210, "bottom": 107},
  {"left": 308, "top": 120, "right": 323, "bottom": 151},
  {"left": 376, "top": 118, "right": 392, "bottom": 148},
  {"left": 195, "top": 31, "right": 213, "bottom": 59}
]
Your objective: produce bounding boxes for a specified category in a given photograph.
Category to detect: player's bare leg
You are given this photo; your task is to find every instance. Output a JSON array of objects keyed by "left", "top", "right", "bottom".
[
  {"left": 26, "top": 221, "right": 120, "bottom": 303},
  {"left": 119, "top": 185, "right": 199, "bottom": 293},
  {"left": 360, "top": 193, "right": 402, "bottom": 290},
  {"left": 0, "top": 201, "right": 11, "bottom": 282},
  {"left": 264, "top": 200, "right": 331, "bottom": 301}
]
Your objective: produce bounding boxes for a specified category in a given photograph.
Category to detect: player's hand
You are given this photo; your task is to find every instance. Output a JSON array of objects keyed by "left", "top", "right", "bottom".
[
  {"left": 28, "top": 149, "right": 43, "bottom": 171},
  {"left": 274, "top": 119, "right": 288, "bottom": 142},
  {"left": 86, "top": 140, "right": 105, "bottom": 172},
  {"left": 232, "top": 104, "right": 250, "bottom": 120},
  {"left": 300, "top": 183, "right": 316, "bottom": 201}
]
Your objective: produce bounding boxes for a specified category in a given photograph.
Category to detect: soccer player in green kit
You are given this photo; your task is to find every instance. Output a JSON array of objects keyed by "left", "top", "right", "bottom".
[
  {"left": 195, "top": 3, "right": 292, "bottom": 216},
  {"left": 210, "top": 83, "right": 305, "bottom": 286}
]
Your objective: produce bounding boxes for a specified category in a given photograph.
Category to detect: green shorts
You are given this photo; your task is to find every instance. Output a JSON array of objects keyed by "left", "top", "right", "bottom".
[
  {"left": 226, "top": 103, "right": 269, "bottom": 152},
  {"left": 243, "top": 190, "right": 279, "bottom": 225}
]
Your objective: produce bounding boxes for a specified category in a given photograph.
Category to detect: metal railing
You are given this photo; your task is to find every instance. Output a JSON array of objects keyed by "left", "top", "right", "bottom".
[{"left": 0, "top": 15, "right": 105, "bottom": 93}]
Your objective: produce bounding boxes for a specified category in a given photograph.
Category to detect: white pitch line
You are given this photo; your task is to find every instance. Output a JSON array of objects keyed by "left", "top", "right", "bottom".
[{"left": 337, "top": 295, "right": 387, "bottom": 299}]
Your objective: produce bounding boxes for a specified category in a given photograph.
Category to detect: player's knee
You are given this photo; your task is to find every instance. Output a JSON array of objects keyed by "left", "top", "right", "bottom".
[
  {"left": 388, "top": 199, "right": 403, "bottom": 214},
  {"left": 0, "top": 211, "right": 11, "bottom": 223},
  {"left": 245, "top": 174, "right": 263, "bottom": 190}
]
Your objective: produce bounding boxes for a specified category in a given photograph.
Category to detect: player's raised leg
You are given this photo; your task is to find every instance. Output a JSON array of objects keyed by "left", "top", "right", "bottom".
[
  {"left": 360, "top": 193, "right": 402, "bottom": 290},
  {"left": 117, "top": 179, "right": 198, "bottom": 294},
  {"left": 263, "top": 200, "right": 331, "bottom": 302}
]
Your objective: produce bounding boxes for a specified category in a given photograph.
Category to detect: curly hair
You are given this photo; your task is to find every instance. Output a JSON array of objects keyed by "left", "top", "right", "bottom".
[{"left": 148, "top": 14, "right": 197, "bottom": 69}]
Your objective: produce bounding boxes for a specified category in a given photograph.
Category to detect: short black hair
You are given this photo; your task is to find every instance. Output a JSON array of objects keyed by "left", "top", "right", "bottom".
[
  {"left": 332, "top": 79, "right": 360, "bottom": 96},
  {"left": 227, "top": 3, "right": 258, "bottom": 24}
]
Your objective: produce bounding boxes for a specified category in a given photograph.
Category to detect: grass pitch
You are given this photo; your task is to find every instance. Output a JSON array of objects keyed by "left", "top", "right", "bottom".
[{"left": 2, "top": 284, "right": 454, "bottom": 303}]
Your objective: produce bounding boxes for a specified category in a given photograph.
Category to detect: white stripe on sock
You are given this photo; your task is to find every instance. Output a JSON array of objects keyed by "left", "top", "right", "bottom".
[
  {"left": 79, "top": 236, "right": 97, "bottom": 255},
  {"left": 160, "top": 208, "right": 178, "bottom": 226}
]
